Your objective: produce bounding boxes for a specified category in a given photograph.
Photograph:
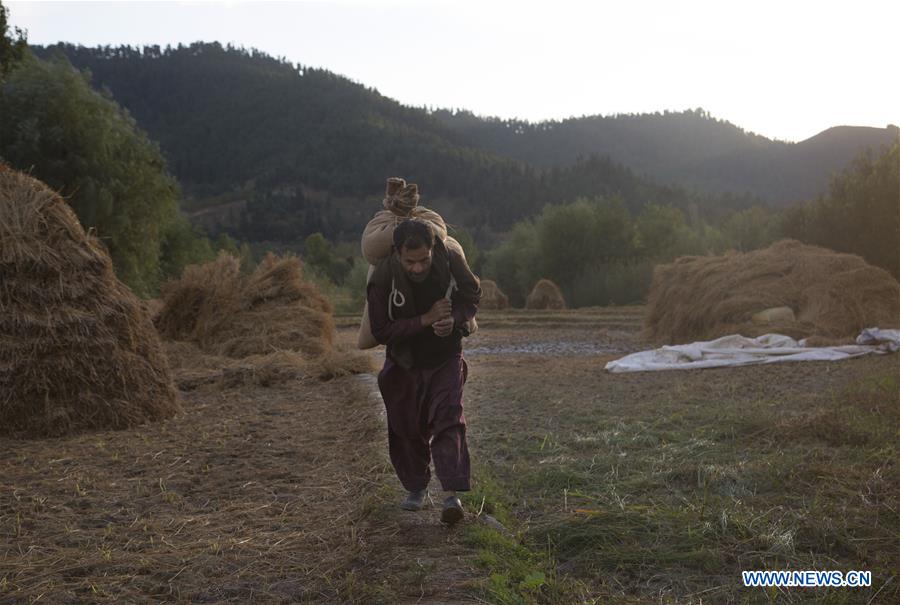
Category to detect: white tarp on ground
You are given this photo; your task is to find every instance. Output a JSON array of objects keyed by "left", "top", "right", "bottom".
[{"left": 605, "top": 328, "right": 900, "bottom": 373}]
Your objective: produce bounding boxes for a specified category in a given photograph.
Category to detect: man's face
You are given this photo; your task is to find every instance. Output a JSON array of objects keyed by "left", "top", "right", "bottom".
[{"left": 399, "top": 245, "right": 433, "bottom": 283}]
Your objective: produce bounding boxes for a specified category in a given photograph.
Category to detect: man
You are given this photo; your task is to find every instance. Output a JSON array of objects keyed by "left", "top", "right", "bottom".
[{"left": 367, "top": 218, "right": 481, "bottom": 524}]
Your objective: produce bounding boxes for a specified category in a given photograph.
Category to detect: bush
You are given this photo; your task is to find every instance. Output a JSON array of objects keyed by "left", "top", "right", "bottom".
[
  {"left": 305, "top": 232, "right": 351, "bottom": 285},
  {"left": 567, "top": 260, "right": 655, "bottom": 307},
  {"left": 783, "top": 142, "right": 900, "bottom": 279},
  {"left": 483, "top": 220, "right": 541, "bottom": 307},
  {"left": 485, "top": 196, "right": 731, "bottom": 307},
  {"left": 0, "top": 53, "right": 200, "bottom": 296}
]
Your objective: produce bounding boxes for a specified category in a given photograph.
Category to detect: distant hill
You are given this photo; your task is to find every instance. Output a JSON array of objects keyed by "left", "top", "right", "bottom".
[
  {"left": 33, "top": 42, "right": 743, "bottom": 244},
  {"left": 30, "top": 42, "right": 894, "bottom": 245},
  {"left": 431, "top": 109, "right": 899, "bottom": 203}
]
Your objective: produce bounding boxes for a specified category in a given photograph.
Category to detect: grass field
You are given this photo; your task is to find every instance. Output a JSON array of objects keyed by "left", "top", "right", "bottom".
[
  {"left": 345, "top": 308, "right": 899, "bottom": 604},
  {"left": 2, "top": 307, "right": 896, "bottom": 604},
  {"left": 453, "top": 310, "right": 898, "bottom": 604}
]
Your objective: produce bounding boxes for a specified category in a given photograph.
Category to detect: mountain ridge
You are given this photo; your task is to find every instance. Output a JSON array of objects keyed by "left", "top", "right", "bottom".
[{"left": 29, "top": 42, "right": 897, "bottom": 243}]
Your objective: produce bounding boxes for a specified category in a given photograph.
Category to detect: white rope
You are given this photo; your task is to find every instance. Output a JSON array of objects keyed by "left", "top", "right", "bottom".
[
  {"left": 388, "top": 269, "right": 455, "bottom": 321},
  {"left": 388, "top": 277, "right": 405, "bottom": 321},
  {"left": 445, "top": 275, "right": 457, "bottom": 300}
]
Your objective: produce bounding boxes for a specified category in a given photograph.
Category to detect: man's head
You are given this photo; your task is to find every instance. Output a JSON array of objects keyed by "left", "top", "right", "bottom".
[{"left": 393, "top": 218, "right": 435, "bottom": 283}]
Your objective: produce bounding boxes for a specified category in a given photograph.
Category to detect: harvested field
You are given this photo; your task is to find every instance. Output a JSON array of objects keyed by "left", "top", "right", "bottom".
[
  {"left": 460, "top": 347, "right": 898, "bottom": 603},
  {"left": 3, "top": 307, "right": 896, "bottom": 604},
  {"left": 0, "top": 361, "right": 392, "bottom": 604},
  {"left": 338, "top": 308, "right": 899, "bottom": 603}
]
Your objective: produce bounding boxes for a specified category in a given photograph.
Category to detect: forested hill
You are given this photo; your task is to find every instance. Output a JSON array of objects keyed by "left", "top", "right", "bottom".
[
  {"left": 34, "top": 42, "right": 744, "bottom": 244},
  {"left": 432, "top": 110, "right": 899, "bottom": 203},
  {"left": 31, "top": 42, "right": 894, "bottom": 245}
]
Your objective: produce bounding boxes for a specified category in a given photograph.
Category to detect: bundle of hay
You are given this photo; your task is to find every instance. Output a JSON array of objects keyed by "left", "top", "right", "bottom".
[
  {"left": 156, "top": 252, "right": 334, "bottom": 358},
  {"left": 0, "top": 166, "right": 179, "bottom": 437},
  {"left": 525, "top": 279, "right": 567, "bottom": 310},
  {"left": 154, "top": 252, "right": 243, "bottom": 342},
  {"left": 643, "top": 239, "right": 900, "bottom": 344},
  {"left": 479, "top": 279, "right": 510, "bottom": 310},
  {"left": 144, "top": 298, "right": 164, "bottom": 322}
]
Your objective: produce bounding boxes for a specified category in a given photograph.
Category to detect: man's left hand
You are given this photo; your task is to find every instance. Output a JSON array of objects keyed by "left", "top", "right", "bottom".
[{"left": 432, "top": 316, "right": 455, "bottom": 337}]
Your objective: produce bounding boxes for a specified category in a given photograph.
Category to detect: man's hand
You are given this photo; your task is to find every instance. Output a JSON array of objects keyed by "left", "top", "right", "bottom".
[
  {"left": 432, "top": 316, "right": 455, "bottom": 337},
  {"left": 422, "top": 299, "right": 451, "bottom": 326}
]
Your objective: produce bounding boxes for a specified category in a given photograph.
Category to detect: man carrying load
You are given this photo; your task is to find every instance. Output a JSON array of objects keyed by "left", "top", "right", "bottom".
[{"left": 365, "top": 181, "right": 481, "bottom": 525}]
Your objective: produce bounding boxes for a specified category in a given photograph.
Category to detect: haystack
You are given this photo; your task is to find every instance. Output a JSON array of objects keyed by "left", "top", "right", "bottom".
[
  {"left": 525, "top": 279, "right": 567, "bottom": 310},
  {"left": 643, "top": 239, "right": 900, "bottom": 344},
  {"left": 0, "top": 166, "right": 179, "bottom": 437},
  {"left": 480, "top": 279, "right": 510, "bottom": 310},
  {"left": 155, "top": 252, "right": 334, "bottom": 358}
]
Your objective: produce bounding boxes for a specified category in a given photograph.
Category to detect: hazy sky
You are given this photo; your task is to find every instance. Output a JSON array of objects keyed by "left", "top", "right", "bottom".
[{"left": 8, "top": 0, "right": 899, "bottom": 142}]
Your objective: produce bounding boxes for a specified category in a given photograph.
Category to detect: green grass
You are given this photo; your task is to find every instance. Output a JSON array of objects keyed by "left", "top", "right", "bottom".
[
  {"left": 466, "top": 365, "right": 899, "bottom": 604},
  {"left": 458, "top": 466, "right": 588, "bottom": 604}
]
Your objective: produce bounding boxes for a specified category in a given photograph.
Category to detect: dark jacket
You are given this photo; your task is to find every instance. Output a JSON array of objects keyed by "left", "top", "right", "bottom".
[{"left": 367, "top": 238, "right": 481, "bottom": 370}]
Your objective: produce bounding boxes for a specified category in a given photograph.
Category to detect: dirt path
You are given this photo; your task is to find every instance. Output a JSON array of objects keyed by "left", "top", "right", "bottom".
[
  {"left": 345, "top": 374, "right": 483, "bottom": 604},
  {"left": 332, "top": 307, "right": 651, "bottom": 602}
]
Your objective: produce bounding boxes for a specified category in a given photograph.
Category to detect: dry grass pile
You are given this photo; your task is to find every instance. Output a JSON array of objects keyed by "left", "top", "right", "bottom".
[
  {"left": 525, "top": 278, "right": 567, "bottom": 310},
  {"left": 480, "top": 279, "right": 510, "bottom": 310},
  {"left": 0, "top": 166, "right": 179, "bottom": 437},
  {"left": 643, "top": 239, "right": 900, "bottom": 344},
  {"left": 144, "top": 298, "right": 163, "bottom": 322},
  {"left": 156, "top": 252, "right": 334, "bottom": 358},
  {"left": 154, "top": 252, "right": 242, "bottom": 341},
  {"left": 165, "top": 342, "right": 375, "bottom": 390}
]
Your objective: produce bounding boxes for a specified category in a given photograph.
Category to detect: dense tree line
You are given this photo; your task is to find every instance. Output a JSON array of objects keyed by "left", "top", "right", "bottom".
[
  {"left": 484, "top": 197, "right": 744, "bottom": 306},
  {"left": 784, "top": 143, "right": 900, "bottom": 279}
]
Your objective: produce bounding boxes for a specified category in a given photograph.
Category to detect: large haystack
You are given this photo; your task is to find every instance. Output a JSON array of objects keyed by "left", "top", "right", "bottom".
[
  {"left": 525, "top": 279, "right": 567, "bottom": 310},
  {"left": 643, "top": 239, "right": 900, "bottom": 344},
  {"left": 156, "top": 252, "right": 334, "bottom": 358},
  {"left": 0, "top": 166, "right": 179, "bottom": 437},
  {"left": 480, "top": 279, "right": 510, "bottom": 310}
]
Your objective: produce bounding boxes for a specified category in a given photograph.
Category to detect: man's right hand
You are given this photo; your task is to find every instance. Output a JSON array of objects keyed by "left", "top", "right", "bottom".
[{"left": 422, "top": 299, "right": 451, "bottom": 326}]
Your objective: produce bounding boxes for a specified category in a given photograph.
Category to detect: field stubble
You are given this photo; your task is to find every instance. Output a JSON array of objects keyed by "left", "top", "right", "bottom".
[
  {"left": 451, "top": 308, "right": 899, "bottom": 604},
  {"left": 2, "top": 306, "right": 896, "bottom": 603}
]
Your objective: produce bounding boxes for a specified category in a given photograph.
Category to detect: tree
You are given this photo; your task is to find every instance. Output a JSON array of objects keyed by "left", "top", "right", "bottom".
[
  {"left": 635, "top": 204, "right": 685, "bottom": 257},
  {"left": 0, "top": 54, "right": 192, "bottom": 295},
  {"left": 536, "top": 196, "right": 634, "bottom": 287},
  {"left": 484, "top": 220, "right": 541, "bottom": 307},
  {"left": 159, "top": 216, "right": 216, "bottom": 279},
  {"left": 783, "top": 143, "right": 900, "bottom": 278},
  {"left": 304, "top": 232, "right": 351, "bottom": 284},
  {"left": 0, "top": 1, "right": 26, "bottom": 82},
  {"left": 448, "top": 226, "right": 481, "bottom": 273},
  {"left": 720, "top": 205, "right": 780, "bottom": 252}
]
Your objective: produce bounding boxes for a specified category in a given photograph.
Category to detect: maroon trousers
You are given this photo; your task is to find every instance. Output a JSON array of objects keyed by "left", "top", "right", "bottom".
[{"left": 377, "top": 353, "right": 471, "bottom": 492}]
